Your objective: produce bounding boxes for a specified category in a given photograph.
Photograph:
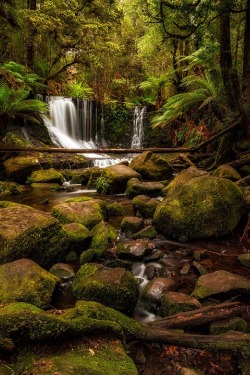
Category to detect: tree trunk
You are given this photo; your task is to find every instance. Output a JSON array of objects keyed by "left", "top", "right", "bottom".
[
  {"left": 241, "top": 0, "right": 250, "bottom": 139},
  {"left": 26, "top": 0, "right": 37, "bottom": 69}
]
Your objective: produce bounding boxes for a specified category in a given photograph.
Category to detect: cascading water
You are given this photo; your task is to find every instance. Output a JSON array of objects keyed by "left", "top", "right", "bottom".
[{"left": 131, "top": 106, "right": 146, "bottom": 149}]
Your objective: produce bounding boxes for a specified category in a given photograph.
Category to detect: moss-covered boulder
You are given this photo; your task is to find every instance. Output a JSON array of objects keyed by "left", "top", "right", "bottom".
[
  {"left": 153, "top": 168, "right": 246, "bottom": 241},
  {"left": 129, "top": 151, "right": 173, "bottom": 181},
  {"left": 49, "top": 263, "right": 75, "bottom": 280},
  {"left": 238, "top": 253, "right": 250, "bottom": 267},
  {"left": 3, "top": 155, "right": 41, "bottom": 183},
  {"left": 100, "top": 164, "right": 141, "bottom": 194},
  {"left": 0, "top": 203, "right": 68, "bottom": 266},
  {"left": 211, "top": 164, "right": 241, "bottom": 181},
  {"left": 132, "top": 195, "right": 160, "bottom": 218},
  {"left": 131, "top": 225, "right": 157, "bottom": 240},
  {"left": 29, "top": 182, "right": 61, "bottom": 190},
  {"left": 160, "top": 291, "right": 202, "bottom": 317},
  {"left": 62, "top": 222, "right": 91, "bottom": 254},
  {"left": 52, "top": 199, "right": 106, "bottom": 229},
  {"left": 90, "top": 221, "right": 117, "bottom": 257},
  {"left": 87, "top": 166, "right": 102, "bottom": 188},
  {"left": 3, "top": 131, "right": 31, "bottom": 147},
  {"left": 0, "top": 181, "right": 24, "bottom": 197},
  {"left": 126, "top": 178, "right": 163, "bottom": 199},
  {"left": 27, "top": 168, "right": 64, "bottom": 185},
  {"left": 121, "top": 216, "right": 144, "bottom": 235},
  {"left": 115, "top": 239, "right": 156, "bottom": 260},
  {"left": 107, "top": 202, "right": 125, "bottom": 216},
  {"left": 210, "top": 317, "right": 248, "bottom": 335},
  {"left": 0, "top": 259, "right": 59, "bottom": 308},
  {"left": 72, "top": 263, "right": 139, "bottom": 313},
  {"left": 192, "top": 270, "right": 250, "bottom": 299}
]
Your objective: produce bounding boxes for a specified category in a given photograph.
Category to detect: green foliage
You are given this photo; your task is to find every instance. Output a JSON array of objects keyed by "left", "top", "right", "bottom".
[
  {"left": 95, "top": 177, "right": 109, "bottom": 195},
  {"left": 66, "top": 81, "right": 93, "bottom": 99}
]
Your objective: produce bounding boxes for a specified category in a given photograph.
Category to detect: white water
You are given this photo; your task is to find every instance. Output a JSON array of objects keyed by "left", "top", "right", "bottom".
[{"left": 131, "top": 106, "right": 146, "bottom": 149}]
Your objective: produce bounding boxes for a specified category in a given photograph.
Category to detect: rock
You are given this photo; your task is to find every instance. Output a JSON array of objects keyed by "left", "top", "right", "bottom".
[
  {"left": 210, "top": 317, "right": 248, "bottom": 335},
  {"left": 101, "top": 164, "right": 141, "bottom": 194},
  {"left": 87, "top": 166, "right": 102, "bottom": 188},
  {"left": 238, "top": 253, "right": 250, "bottom": 267},
  {"left": 49, "top": 263, "right": 75, "bottom": 280},
  {"left": 90, "top": 221, "right": 117, "bottom": 257},
  {"left": 3, "top": 155, "right": 40, "bottom": 183},
  {"left": 192, "top": 270, "right": 250, "bottom": 299},
  {"left": 72, "top": 263, "right": 139, "bottom": 313},
  {"left": 29, "top": 182, "right": 60, "bottom": 190},
  {"left": 0, "top": 203, "right": 68, "bottom": 266},
  {"left": 132, "top": 195, "right": 160, "bottom": 218},
  {"left": 211, "top": 164, "right": 241, "bottom": 181},
  {"left": 126, "top": 178, "right": 164, "bottom": 198},
  {"left": 237, "top": 175, "right": 250, "bottom": 188},
  {"left": 0, "top": 181, "right": 24, "bottom": 197},
  {"left": 107, "top": 202, "right": 125, "bottom": 216},
  {"left": 116, "top": 239, "right": 156, "bottom": 260},
  {"left": 132, "top": 225, "right": 157, "bottom": 240},
  {"left": 80, "top": 248, "right": 96, "bottom": 264},
  {"left": 160, "top": 291, "right": 202, "bottom": 317},
  {"left": 0, "top": 259, "right": 59, "bottom": 308},
  {"left": 52, "top": 199, "right": 106, "bottom": 229},
  {"left": 26, "top": 168, "right": 65, "bottom": 185},
  {"left": 121, "top": 216, "right": 144, "bottom": 235},
  {"left": 153, "top": 167, "right": 246, "bottom": 240},
  {"left": 130, "top": 151, "right": 173, "bottom": 181},
  {"left": 62, "top": 222, "right": 91, "bottom": 254}
]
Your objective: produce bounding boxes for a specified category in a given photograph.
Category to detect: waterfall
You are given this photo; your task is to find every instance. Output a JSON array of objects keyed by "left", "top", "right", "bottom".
[{"left": 131, "top": 106, "right": 146, "bottom": 149}]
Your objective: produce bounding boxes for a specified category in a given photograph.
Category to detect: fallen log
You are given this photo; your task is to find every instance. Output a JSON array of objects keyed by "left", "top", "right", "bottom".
[{"left": 147, "top": 302, "right": 246, "bottom": 330}]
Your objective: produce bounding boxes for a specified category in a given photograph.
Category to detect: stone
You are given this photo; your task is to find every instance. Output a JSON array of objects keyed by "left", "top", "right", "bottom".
[
  {"left": 72, "top": 263, "right": 139, "bottom": 313},
  {"left": 237, "top": 175, "right": 250, "bottom": 188},
  {"left": 192, "top": 270, "right": 250, "bottom": 299},
  {"left": 126, "top": 178, "right": 164, "bottom": 198},
  {"left": 3, "top": 155, "right": 40, "bottom": 183},
  {"left": 107, "top": 202, "right": 125, "bottom": 216},
  {"left": 237, "top": 253, "right": 250, "bottom": 267},
  {"left": 210, "top": 317, "right": 248, "bottom": 335},
  {"left": 0, "top": 181, "right": 24, "bottom": 196},
  {"left": 90, "top": 221, "right": 117, "bottom": 257},
  {"left": 121, "top": 216, "right": 144, "bottom": 235},
  {"left": 100, "top": 164, "right": 141, "bottom": 194},
  {"left": 153, "top": 167, "right": 246, "bottom": 240},
  {"left": 62, "top": 222, "right": 91, "bottom": 254},
  {"left": 116, "top": 239, "right": 156, "bottom": 260},
  {"left": 49, "top": 263, "right": 75, "bottom": 280},
  {"left": 160, "top": 291, "right": 202, "bottom": 317},
  {"left": 211, "top": 164, "right": 241, "bottom": 181},
  {"left": 26, "top": 168, "right": 64, "bottom": 185},
  {"left": 130, "top": 151, "right": 173, "bottom": 181},
  {"left": 132, "top": 225, "right": 157, "bottom": 240},
  {"left": 0, "top": 203, "right": 68, "bottom": 266},
  {"left": 132, "top": 195, "right": 160, "bottom": 218},
  {"left": 0, "top": 259, "right": 59, "bottom": 308}
]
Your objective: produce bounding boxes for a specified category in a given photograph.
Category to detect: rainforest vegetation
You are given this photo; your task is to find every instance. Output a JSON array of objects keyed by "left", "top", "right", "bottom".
[{"left": 0, "top": 0, "right": 250, "bottom": 152}]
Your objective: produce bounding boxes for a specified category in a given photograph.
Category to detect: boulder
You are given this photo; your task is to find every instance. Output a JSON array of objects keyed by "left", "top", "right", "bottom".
[
  {"left": 153, "top": 167, "right": 246, "bottom": 241},
  {"left": 192, "top": 270, "right": 250, "bottom": 299},
  {"left": 126, "top": 178, "right": 164, "bottom": 198},
  {"left": 211, "top": 164, "right": 241, "bottom": 181},
  {"left": 107, "top": 202, "right": 125, "bottom": 216},
  {"left": 121, "top": 216, "right": 144, "bottom": 235},
  {"left": 62, "top": 222, "right": 91, "bottom": 254},
  {"left": 0, "top": 181, "right": 24, "bottom": 197},
  {"left": 3, "top": 156, "right": 40, "bottom": 183},
  {"left": 0, "top": 259, "right": 59, "bottom": 308},
  {"left": 116, "top": 239, "right": 156, "bottom": 260},
  {"left": 0, "top": 203, "right": 68, "bottom": 266},
  {"left": 237, "top": 253, "right": 250, "bottom": 267},
  {"left": 160, "top": 291, "right": 202, "bottom": 317},
  {"left": 132, "top": 195, "right": 160, "bottom": 218},
  {"left": 49, "top": 263, "right": 75, "bottom": 280},
  {"left": 129, "top": 151, "right": 173, "bottom": 181},
  {"left": 100, "top": 164, "right": 141, "bottom": 194},
  {"left": 52, "top": 199, "right": 106, "bottom": 229},
  {"left": 26, "top": 168, "right": 64, "bottom": 185},
  {"left": 90, "top": 221, "right": 117, "bottom": 257},
  {"left": 132, "top": 225, "right": 157, "bottom": 240},
  {"left": 72, "top": 263, "right": 139, "bottom": 313},
  {"left": 210, "top": 317, "right": 248, "bottom": 335}
]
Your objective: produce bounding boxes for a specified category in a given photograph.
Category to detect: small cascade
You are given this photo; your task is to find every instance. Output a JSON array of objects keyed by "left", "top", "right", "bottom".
[{"left": 131, "top": 106, "right": 146, "bottom": 149}]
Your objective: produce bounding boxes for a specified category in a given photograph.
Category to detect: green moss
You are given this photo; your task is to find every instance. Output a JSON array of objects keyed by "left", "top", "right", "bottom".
[
  {"left": 80, "top": 249, "right": 96, "bottom": 264},
  {"left": 132, "top": 195, "right": 160, "bottom": 218},
  {"left": 26, "top": 168, "right": 64, "bottom": 185},
  {"left": 90, "top": 221, "right": 117, "bottom": 256},
  {"left": 65, "top": 196, "right": 93, "bottom": 203},
  {"left": 210, "top": 317, "right": 248, "bottom": 335},
  {"left": 3, "top": 132, "right": 31, "bottom": 147},
  {"left": 107, "top": 202, "right": 125, "bottom": 216},
  {"left": 132, "top": 225, "right": 157, "bottom": 240},
  {"left": 0, "top": 181, "right": 24, "bottom": 195}
]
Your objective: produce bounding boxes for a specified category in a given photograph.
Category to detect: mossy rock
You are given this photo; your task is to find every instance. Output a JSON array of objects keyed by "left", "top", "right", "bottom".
[
  {"left": 72, "top": 263, "right": 139, "bottom": 313},
  {"left": 80, "top": 248, "right": 96, "bottom": 264},
  {"left": 211, "top": 164, "right": 241, "bottom": 181},
  {"left": 238, "top": 253, "right": 250, "bottom": 267},
  {"left": 3, "top": 155, "right": 41, "bottom": 183},
  {"left": 30, "top": 182, "right": 60, "bottom": 190},
  {"left": 0, "top": 259, "right": 60, "bottom": 308},
  {"left": 107, "top": 202, "right": 125, "bottom": 216},
  {"left": 115, "top": 239, "right": 155, "bottom": 260},
  {"left": 129, "top": 151, "right": 173, "bottom": 181},
  {"left": 90, "top": 221, "right": 117, "bottom": 257},
  {"left": 192, "top": 270, "right": 250, "bottom": 299},
  {"left": 87, "top": 167, "right": 102, "bottom": 188},
  {"left": 160, "top": 291, "right": 202, "bottom": 317},
  {"left": 3, "top": 131, "right": 31, "bottom": 147},
  {"left": 65, "top": 196, "right": 93, "bottom": 203},
  {"left": 52, "top": 200, "right": 106, "bottom": 229},
  {"left": 0, "top": 181, "right": 24, "bottom": 196},
  {"left": 153, "top": 170, "right": 246, "bottom": 240},
  {"left": 121, "top": 216, "right": 144, "bottom": 235},
  {"left": 125, "top": 178, "right": 164, "bottom": 199},
  {"left": 237, "top": 175, "right": 250, "bottom": 188},
  {"left": 0, "top": 203, "right": 69, "bottom": 266},
  {"left": 132, "top": 195, "right": 160, "bottom": 218},
  {"left": 49, "top": 263, "right": 75, "bottom": 280},
  {"left": 100, "top": 164, "right": 141, "bottom": 194},
  {"left": 210, "top": 317, "right": 248, "bottom": 335},
  {"left": 62, "top": 222, "right": 91, "bottom": 254},
  {"left": 27, "top": 168, "right": 64, "bottom": 185},
  {"left": 131, "top": 225, "right": 157, "bottom": 240},
  {"left": 3, "top": 337, "right": 138, "bottom": 375}
]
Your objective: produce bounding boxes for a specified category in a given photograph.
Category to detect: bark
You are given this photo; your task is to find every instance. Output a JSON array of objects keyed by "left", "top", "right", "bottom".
[
  {"left": 26, "top": 0, "right": 37, "bottom": 69},
  {"left": 241, "top": 0, "right": 250, "bottom": 139}
]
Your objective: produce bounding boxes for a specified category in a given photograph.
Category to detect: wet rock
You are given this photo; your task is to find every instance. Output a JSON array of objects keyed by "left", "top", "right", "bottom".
[
  {"left": 126, "top": 178, "right": 164, "bottom": 199},
  {"left": 26, "top": 168, "right": 65, "bottom": 185},
  {"left": 101, "top": 164, "right": 141, "bottom": 194},
  {"left": 192, "top": 270, "right": 250, "bottom": 299},
  {"left": 116, "top": 239, "right": 156, "bottom": 260},
  {"left": 0, "top": 181, "right": 24, "bottom": 197},
  {"left": 237, "top": 253, "right": 250, "bottom": 267},
  {"left": 237, "top": 175, "right": 250, "bottom": 188},
  {"left": 121, "top": 216, "right": 144, "bottom": 235},
  {"left": 107, "top": 202, "right": 125, "bottom": 216},
  {"left": 3, "top": 155, "right": 40, "bottom": 183},
  {"left": 153, "top": 167, "right": 246, "bottom": 240},
  {"left": 72, "top": 263, "right": 139, "bottom": 313},
  {"left": 132, "top": 225, "right": 157, "bottom": 240},
  {"left": 0, "top": 259, "right": 60, "bottom": 308},
  {"left": 0, "top": 202, "right": 68, "bottom": 266},
  {"left": 130, "top": 151, "right": 173, "bottom": 181},
  {"left": 144, "top": 263, "right": 162, "bottom": 280},
  {"left": 90, "top": 221, "right": 117, "bottom": 257},
  {"left": 160, "top": 291, "right": 202, "bottom": 317},
  {"left": 132, "top": 195, "right": 160, "bottom": 218},
  {"left": 210, "top": 317, "right": 248, "bottom": 335},
  {"left": 211, "top": 164, "right": 241, "bottom": 181},
  {"left": 87, "top": 166, "right": 102, "bottom": 188},
  {"left": 49, "top": 263, "right": 75, "bottom": 280},
  {"left": 62, "top": 222, "right": 91, "bottom": 254}
]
